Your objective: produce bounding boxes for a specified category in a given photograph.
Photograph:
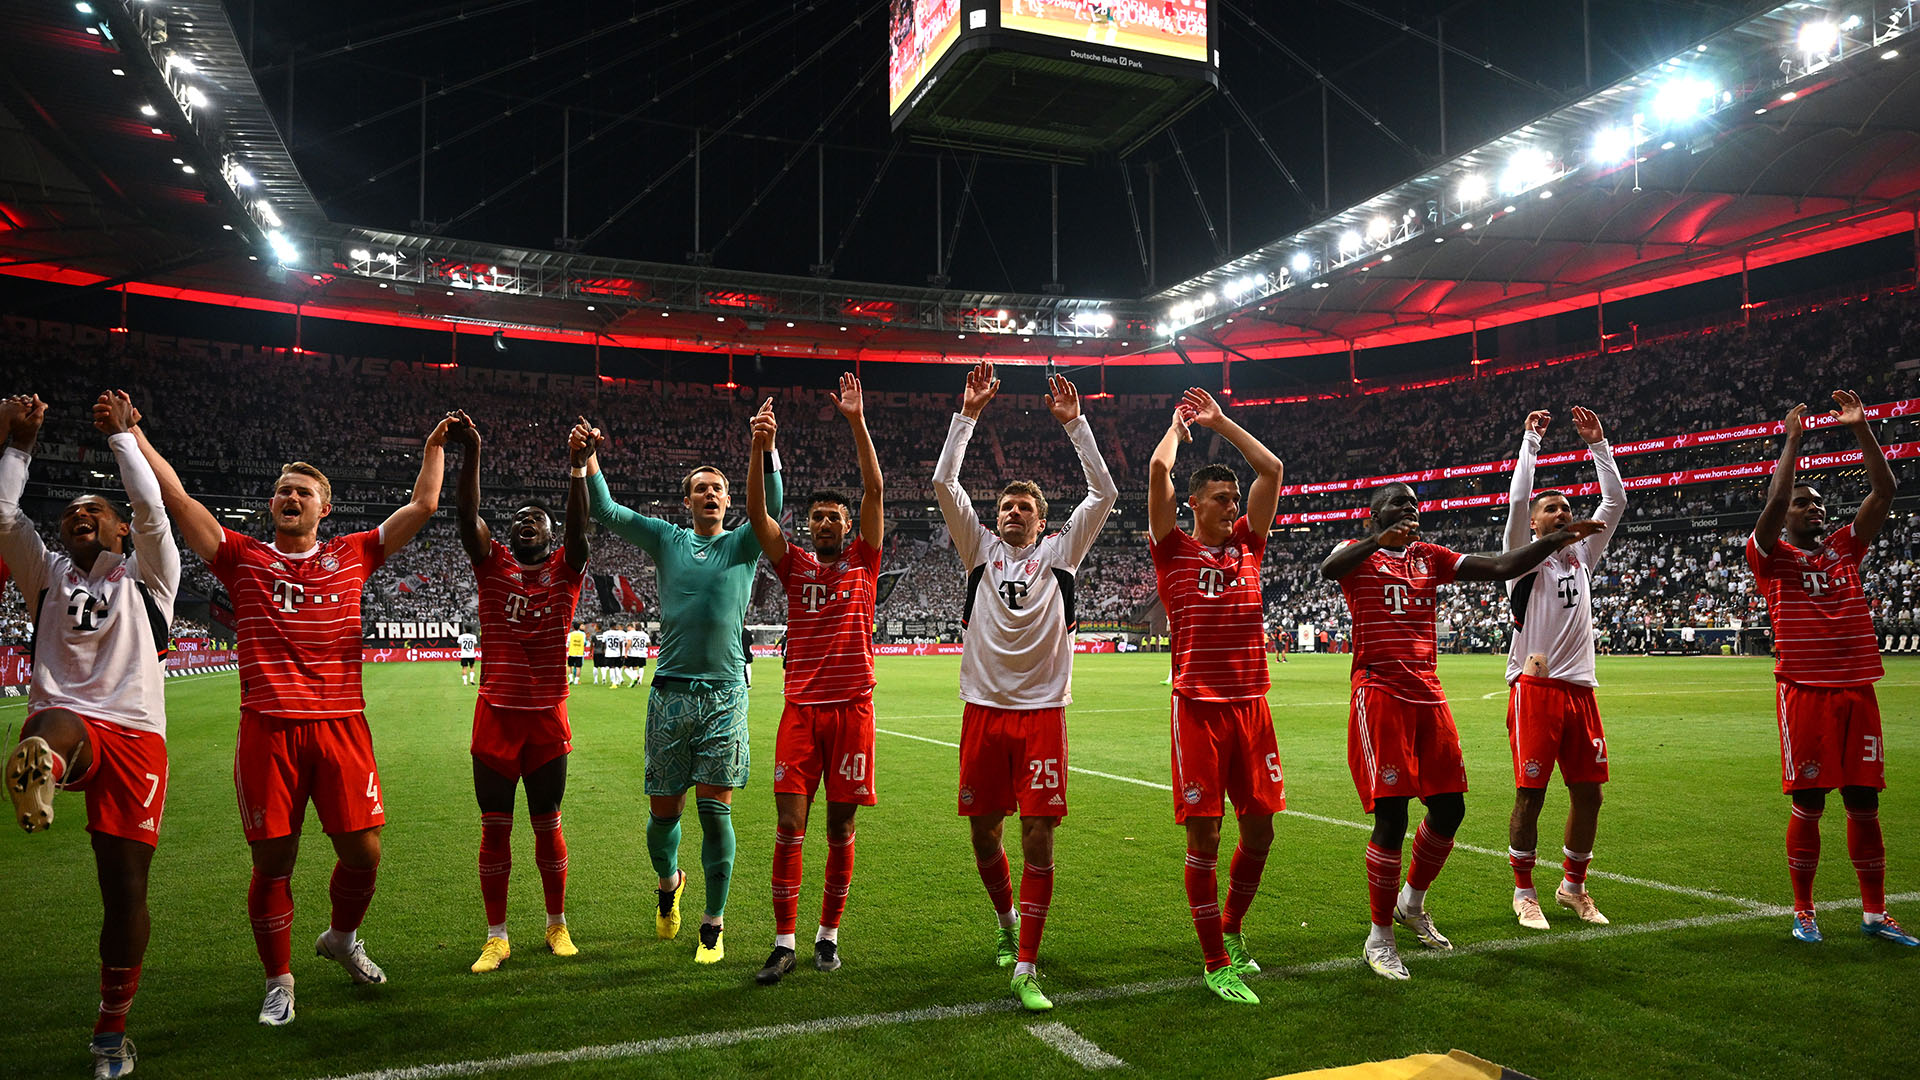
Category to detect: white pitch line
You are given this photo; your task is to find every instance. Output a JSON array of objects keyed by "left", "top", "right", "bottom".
[
  {"left": 872, "top": 728, "right": 1766, "bottom": 908},
  {"left": 1027, "top": 1022, "right": 1127, "bottom": 1070},
  {"left": 0, "top": 668, "right": 238, "bottom": 710},
  {"left": 310, "top": 891, "right": 1918, "bottom": 1080}
]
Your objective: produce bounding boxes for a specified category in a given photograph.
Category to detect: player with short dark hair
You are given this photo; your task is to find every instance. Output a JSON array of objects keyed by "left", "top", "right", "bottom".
[
  {"left": 575, "top": 403, "right": 782, "bottom": 964},
  {"left": 1, "top": 391, "right": 179, "bottom": 1079},
  {"left": 1147, "top": 388, "right": 1285, "bottom": 1006},
  {"left": 566, "top": 623, "right": 587, "bottom": 685},
  {"left": 1501, "top": 407, "right": 1626, "bottom": 931},
  {"left": 445, "top": 411, "right": 591, "bottom": 973},
  {"left": 1321, "top": 481, "right": 1603, "bottom": 980},
  {"left": 746, "top": 374, "right": 885, "bottom": 985},
  {"left": 133, "top": 404, "right": 450, "bottom": 1025},
  {"left": 1748, "top": 391, "right": 1915, "bottom": 947},
  {"left": 933, "top": 361, "right": 1118, "bottom": 1012}
]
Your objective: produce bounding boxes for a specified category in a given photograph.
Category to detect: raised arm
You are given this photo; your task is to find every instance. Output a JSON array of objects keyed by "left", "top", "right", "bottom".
[
  {"left": 94, "top": 391, "right": 180, "bottom": 598},
  {"left": 1505, "top": 410, "right": 1549, "bottom": 552},
  {"left": 126, "top": 405, "right": 223, "bottom": 563},
  {"left": 834, "top": 373, "right": 886, "bottom": 548},
  {"left": 1185, "top": 387, "right": 1282, "bottom": 540},
  {"left": 933, "top": 362, "right": 998, "bottom": 567},
  {"left": 0, "top": 396, "right": 51, "bottom": 581},
  {"left": 1833, "top": 390, "right": 1896, "bottom": 544},
  {"left": 1051, "top": 374, "right": 1119, "bottom": 567},
  {"left": 1571, "top": 405, "right": 1626, "bottom": 561},
  {"left": 1456, "top": 520, "right": 1607, "bottom": 582},
  {"left": 1146, "top": 406, "right": 1193, "bottom": 545},
  {"left": 1751, "top": 403, "right": 1807, "bottom": 557},
  {"left": 444, "top": 410, "right": 491, "bottom": 564},
  {"left": 573, "top": 419, "right": 668, "bottom": 556},
  {"left": 380, "top": 416, "right": 452, "bottom": 559},
  {"left": 745, "top": 398, "right": 786, "bottom": 562},
  {"left": 563, "top": 415, "right": 592, "bottom": 573}
]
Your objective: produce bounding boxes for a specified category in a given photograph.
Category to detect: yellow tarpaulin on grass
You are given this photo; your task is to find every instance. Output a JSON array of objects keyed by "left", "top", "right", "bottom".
[{"left": 1270, "top": 1049, "right": 1526, "bottom": 1080}]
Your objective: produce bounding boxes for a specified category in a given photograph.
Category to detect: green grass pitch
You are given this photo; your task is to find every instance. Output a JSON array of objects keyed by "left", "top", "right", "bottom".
[{"left": 3, "top": 653, "right": 1915, "bottom": 1079}]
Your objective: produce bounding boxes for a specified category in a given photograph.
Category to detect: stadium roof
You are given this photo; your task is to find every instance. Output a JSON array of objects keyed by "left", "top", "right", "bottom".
[{"left": 1, "top": 1, "right": 1916, "bottom": 368}]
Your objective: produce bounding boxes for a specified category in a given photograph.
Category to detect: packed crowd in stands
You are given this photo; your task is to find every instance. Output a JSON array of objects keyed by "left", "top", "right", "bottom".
[{"left": 2, "top": 282, "right": 1917, "bottom": 654}]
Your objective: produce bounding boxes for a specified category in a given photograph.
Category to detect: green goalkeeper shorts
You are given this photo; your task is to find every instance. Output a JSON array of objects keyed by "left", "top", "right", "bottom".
[{"left": 644, "top": 678, "right": 751, "bottom": 795}]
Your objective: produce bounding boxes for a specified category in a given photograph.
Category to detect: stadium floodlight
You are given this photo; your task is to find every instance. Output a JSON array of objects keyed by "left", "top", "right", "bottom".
[
  {"left": 1156, "top": 322, "right": 1171, "bottom": 337},
  {"left": 1499, "top": 148, "right": 1554, "bottom": 195},
  {"left": 1338, "top": 230, "right": 1361, "bottom": 254},
  {"left": 139, "top": 103, "right": 157, "bottom": 117},
  {"left": 1366, "top": 216, "right": 1391, "bottom": 242},
  {"left": 1797, "top": 21, "right": 1840, "bottom": 57},
  {"left": 349, "top": 248, "right": 372, "bottom": 261},
  {"left": 231, "top": 165, "right": 255, "bottom": 186},
  {"left": 1291, "top": 251, "right": 1312, "bottom": 272},
  {"left": 1094, "top": 313, "right": 1114, "bottom": 330},
  {"left": 1840, "top": 14, "right": 1863, "bottom": 31},
  {"left": 267, "top": 229, "right": 298, "bottom": 264},
  {"left": 257, "top": 203, "right": 281, "bottom": 228},
  {"left": 75, "top": 2, "right": 93, "bottom": 13},
  {"left": 377, "top": 251, "right": 398, "bottom": 264},
  {"left": 186, "top": 87, "right": 209, "bottom": 109},
  {"left": 1652, "top": 78, "right": 1717, "bottom": 122},
  {"left": 1884, "top": 49, "right": 1900, "bottom": 60},
  {"left": 165, "top": 54, "right": 198, "bottom": 76},
  {"left": 1591, "top": 125, "right": 1635, "bottom": 165}
]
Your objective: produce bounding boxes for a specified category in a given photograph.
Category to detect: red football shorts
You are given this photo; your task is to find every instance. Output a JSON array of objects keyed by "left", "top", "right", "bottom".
[
  {"left": 234, "top": 709, "right": 386, "bottom": 843},
  {"left": 1347, "top": 676, "right": 1468, "bottom": 814},
  {"left": 1506, "top": 674, "right": 1609, "bottom": 788},
  {"left": 42, "top": 712, "right": 168, "bottom": 847},
  {"left": 774, "top": 699, "right": 877, "bottom": 805},
  {"left": 957, "top": 703, "right": 1068, "bottom": 819},
  {"left": 471, "top": 697, "right": 573, "bottom": 780},
  {"left": 1170, "top": 694, "right": 1286, "bottom": 823},
  {"left": 1776, "top": 679, "right": 1885, "bottom": 793}
]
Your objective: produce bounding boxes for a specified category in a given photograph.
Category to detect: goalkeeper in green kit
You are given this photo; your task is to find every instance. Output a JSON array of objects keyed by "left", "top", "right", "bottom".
[{"left": 570, "top": 401, "right": 782, "bottom": 964}]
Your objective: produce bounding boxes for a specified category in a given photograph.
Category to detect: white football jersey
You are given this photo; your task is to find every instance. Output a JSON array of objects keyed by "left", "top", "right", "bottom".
[
  {"left": 457, "top": 632, "right": 479, "bottom": 656},
  {"left": 0, "top": 434, "right": 179, "bottom": 735},
  {"left": 1503, "top": 430, "right": 1626, "bottom": 687},
  {"left": 933, "top": 413, "right": 1118, "bottom": 709},
  {"left": 597, "top": 628, "right": 622, "bottom": 654},
  {"left": 625, "top": 630, "right": 648, "bottom": 657}
]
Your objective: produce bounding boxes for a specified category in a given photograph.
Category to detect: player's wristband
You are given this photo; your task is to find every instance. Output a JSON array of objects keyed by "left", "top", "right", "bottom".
[
  {"left": 570, "top": 465, "right": 588, "bottom": 478},
  {"left": 764, "top": 449, "right": 782, "bottom": 474}
]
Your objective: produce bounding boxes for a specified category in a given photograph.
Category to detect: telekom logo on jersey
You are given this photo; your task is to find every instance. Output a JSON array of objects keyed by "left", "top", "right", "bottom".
[
  {"left": 801, "top": 582, "right": 832, "bottom": 612},
  {"left": 1802, "top": 571, "right": 1830, "bottom": 596},
  {"left": 1197, "top": 567, "right": 1228, "bottom": 597},
  {"left": 271, "top": 580, "right": 304, "bottom": 613}
]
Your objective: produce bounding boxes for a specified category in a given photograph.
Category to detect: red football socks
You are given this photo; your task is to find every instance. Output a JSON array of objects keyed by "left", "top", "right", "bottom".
[
  {"left": 1185, "top": 849, "right": 1229, "bottom": 971},
  {"left": 1787, "top": 804, "right": 1822, "bottom": 911},
  {"left": 478, "top": 812, "right": 513, "bottom": 927},
  {"left": 1017, "top": 861, "right": 1054, "bottom": 964},
  {"left": 1365, "top": 843, "right": 1401, "bottom": 927},
  {"left": 531, "top": 811, "right": 569, "bottom": 918},
  {"left": 94, "top": 965, "right": 140, "bottom": 1036},
  {"left": 248, "top": 871, "right": 294, "bottom": 978},
  {"left": 329, "top": 862, "right": 378, "bottom": 934},
  {"left": 820, "top": 831, "right": 855, "bottom": 930},
  {"left": 1222, "top": 843, "right": 1268, "bottom": 935},
  {"left": 771, "top": 827, "right": 805, "bottom": 936},
  {"left": 977, "top": 849, "right": 1015, "bottom": 918},
  {"left": 1509, "top": 847, "right": 1537, "bottom": 891},
  {"left": 1406, "top": 820, "right": 1455, "bottom": 891},
  {"left": 1847, "top": 807, "right": 1886, "bottom": 916}
]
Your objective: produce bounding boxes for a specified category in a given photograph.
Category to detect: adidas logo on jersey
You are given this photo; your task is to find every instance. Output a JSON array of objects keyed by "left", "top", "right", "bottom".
[
  {"left": 138, "top": 818, "right": 156, "bottom": 832},
  {"left": 370, "top": 800, "right": 385, "bottom": 816},
  {"left": 1048, "top": 794, "right": 1064, "bottom": 806},
  {"left": 854, "top": 786, "right": 869, "bottom": 796}
]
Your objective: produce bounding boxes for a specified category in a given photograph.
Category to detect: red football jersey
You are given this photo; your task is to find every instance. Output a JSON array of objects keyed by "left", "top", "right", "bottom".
[
  {"left": 775, "top": 537, "right": 880, "bottom": 705},
  {"left": 212, "top": 527, "right": 384, "bottom": 718},
  {"left": 1151, "top": 517, "right": 1269, "bottom": 701},
  {"left": 1745, "top": 523, "right": 1883, "bottom": 687},
  {"left": 1336, "top": 540, "right": 1464, "bottom": 704},
  {"left": 475, "top": 540, "right": 586, "bottom": 709}
]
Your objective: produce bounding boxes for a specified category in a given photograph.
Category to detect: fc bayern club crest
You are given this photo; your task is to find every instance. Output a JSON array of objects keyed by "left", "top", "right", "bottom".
[
  {"left": 1410, "top": 557, "right": 1429, "bottom": 577},
  {"left": 773, "top": 762, "right": 787, "bottom": 782},
  {"left": 1800, "top": 761, "right": 1821, "bottom": 781},
  {"left": 959, "top": 786, "right": 975, "bottom": 806},
  {"left": 1182, "top": 782, "right": 1204, "bottom": 805},
  {"left": 321, "top": 556, "right": 339, "bottom": 572},
  {"left": 1523, "top": 759, "right": 1542, "bottom": 779},
  {"left": 1381, "top": 766, "right": 1400, "bottom": 786}
]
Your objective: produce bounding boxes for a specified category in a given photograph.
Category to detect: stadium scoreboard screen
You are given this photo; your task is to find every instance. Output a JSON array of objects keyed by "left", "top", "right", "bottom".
[{"left": 888, "top": 0, "right": 1218, "bottom": 162}]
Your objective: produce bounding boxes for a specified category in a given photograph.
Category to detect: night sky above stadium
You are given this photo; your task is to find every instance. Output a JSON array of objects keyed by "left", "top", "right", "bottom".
[{"left": 240, "top": 0, "right": 1761, "bottom": 297}]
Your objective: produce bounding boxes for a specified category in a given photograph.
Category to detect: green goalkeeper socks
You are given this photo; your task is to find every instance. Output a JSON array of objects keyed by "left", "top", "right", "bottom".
[
  {"left": 697, "top": 797, "right": 736, "bottom": 919},
  {"left": 646, "top": 813, "right": 682, "bottom": 881}
]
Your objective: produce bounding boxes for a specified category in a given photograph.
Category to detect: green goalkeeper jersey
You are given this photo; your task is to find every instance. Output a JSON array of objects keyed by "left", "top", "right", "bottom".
[{"left": 586, "top": 469, "right": 781, "bottom": 685}]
